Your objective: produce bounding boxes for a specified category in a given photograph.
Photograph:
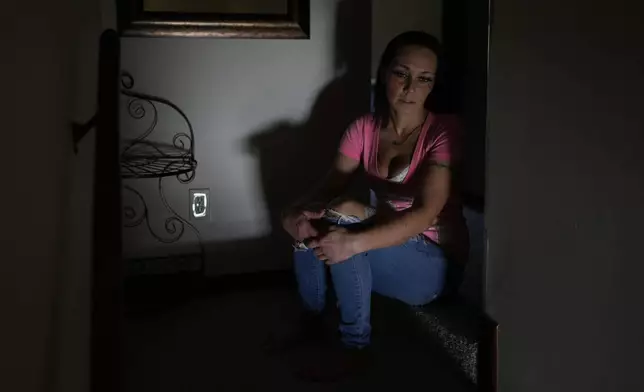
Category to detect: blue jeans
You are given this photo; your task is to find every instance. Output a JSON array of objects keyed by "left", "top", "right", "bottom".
[{"left": 293, "top": 214, "right": 447, "bottom": 348}]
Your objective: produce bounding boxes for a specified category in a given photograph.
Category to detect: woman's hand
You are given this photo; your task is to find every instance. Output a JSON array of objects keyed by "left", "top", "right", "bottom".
[
  {"left": 282, "top": 209, "right": 324, "bottom": 241},
  {"left": 309, "top": 226, "right": 361, "bottom": 265}
]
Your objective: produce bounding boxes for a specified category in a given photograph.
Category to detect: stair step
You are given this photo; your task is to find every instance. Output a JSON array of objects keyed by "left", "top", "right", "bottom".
[
  {"left": 410, "top": 299, "right": 481, "bottom": 384},
  {"left": 373, "top": 295, "right": 483, "bottom": 385}
]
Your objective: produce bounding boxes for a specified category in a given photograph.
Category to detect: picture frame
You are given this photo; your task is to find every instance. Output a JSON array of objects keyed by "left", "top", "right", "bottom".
[{"left": 117, "top": 0, "right": 310, "bottom": 38}]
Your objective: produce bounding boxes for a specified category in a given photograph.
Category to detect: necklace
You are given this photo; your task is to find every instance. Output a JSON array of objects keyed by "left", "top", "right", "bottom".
[{"left": 391, "top": 122, "right": 423, "bottom": 146}]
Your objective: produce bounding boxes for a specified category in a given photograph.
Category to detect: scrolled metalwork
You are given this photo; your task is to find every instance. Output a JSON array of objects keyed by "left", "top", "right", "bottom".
[
  {"left": 120, "top": 71, "right": 197, "bottom": 181},
  {"left": 122, "top": 180, "right": 195, "bottom": 244},
  {"left": 120, "top": 71, "right": 202, "bottom": 267}
]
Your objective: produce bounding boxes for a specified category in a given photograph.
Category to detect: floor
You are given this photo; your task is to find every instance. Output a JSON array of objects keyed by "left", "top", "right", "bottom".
[{"left": 123, "top": 277, "right": 475, "bottom": 391}]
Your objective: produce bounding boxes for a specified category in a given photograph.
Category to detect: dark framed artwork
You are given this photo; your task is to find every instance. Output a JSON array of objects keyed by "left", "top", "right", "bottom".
[{"left": 117, "top": 0, "right": 310, "bottom": 38}]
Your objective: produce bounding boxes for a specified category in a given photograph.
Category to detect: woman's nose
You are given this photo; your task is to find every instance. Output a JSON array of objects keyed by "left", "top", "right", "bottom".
[{"left": 403, "top": 78, "right": 415, "bottom": 93}]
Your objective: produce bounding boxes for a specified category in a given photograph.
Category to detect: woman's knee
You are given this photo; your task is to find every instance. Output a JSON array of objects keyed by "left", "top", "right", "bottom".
[{"left": 293, "top": 247, "right": 319, "bottom": 266}]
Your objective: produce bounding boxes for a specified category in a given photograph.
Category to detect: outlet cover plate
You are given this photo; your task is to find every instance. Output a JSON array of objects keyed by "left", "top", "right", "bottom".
[{"left": 189, "top": 189, "right": 210, "bottom": 221}]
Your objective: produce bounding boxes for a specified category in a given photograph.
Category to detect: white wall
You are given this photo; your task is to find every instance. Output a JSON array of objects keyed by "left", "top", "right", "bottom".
[
  {"left": 371, "top": 0, "right": 442, "bottom": 77},
  {"left": 487, "top": 1, "right": 644, "bottom": 391},
  {"left": 121, "top": 0, "right": 371, "bottom": 275}
]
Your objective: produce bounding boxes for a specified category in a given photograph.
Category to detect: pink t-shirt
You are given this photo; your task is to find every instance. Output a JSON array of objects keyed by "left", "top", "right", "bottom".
[{"left": 338, "top": 112, "right": 466, "bottom": 250}]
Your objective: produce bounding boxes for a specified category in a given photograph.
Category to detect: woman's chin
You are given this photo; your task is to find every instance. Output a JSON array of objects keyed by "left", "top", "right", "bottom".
[{"left": 393, "top": 102, "right": 422, "bottom": 113}]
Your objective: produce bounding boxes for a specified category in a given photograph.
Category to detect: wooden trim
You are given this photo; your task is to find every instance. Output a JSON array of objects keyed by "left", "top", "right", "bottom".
[
  {"left": 118, "top": 0, "right": 310, "bottom": 39},
  {"left": 91, "top": 30, "right": 123, "bottom": 392}
]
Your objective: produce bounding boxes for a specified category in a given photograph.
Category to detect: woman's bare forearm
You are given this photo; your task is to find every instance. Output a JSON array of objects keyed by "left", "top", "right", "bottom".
[
  {"left": 285, "top": 154, "right": 360, "bottom": 213},
  {"left": 298, "top": 170, "right": 351, "bottom": 207},
  {"left": 353, "top": 165, "right": 451, "bottom": 252},
  {"left": 352, "top": 202, "right": 443, "bottom": 252}
]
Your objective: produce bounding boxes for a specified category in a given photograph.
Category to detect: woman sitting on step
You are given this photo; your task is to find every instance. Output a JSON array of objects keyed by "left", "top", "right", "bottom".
[{"left": 280, "top": 31, "right": 468, "bottom": 380}]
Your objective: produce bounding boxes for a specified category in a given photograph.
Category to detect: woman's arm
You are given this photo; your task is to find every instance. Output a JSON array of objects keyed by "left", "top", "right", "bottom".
[
  {"left": 281, "top": 153, "right": 360, "bottom": 241},
  {"left": 287, "top": 153, "right": 360, "bottom": 211},
  {"left": 353, "top": 162, "right": 451, "bottom": 252}
]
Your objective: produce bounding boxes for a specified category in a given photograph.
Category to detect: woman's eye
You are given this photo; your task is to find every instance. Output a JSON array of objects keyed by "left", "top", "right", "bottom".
[
  {"left": 419, "top": 77, "right": 434, "bottom": 84},
  {"left": 392, "top": 70, "right": 409, "bottom": 79}
]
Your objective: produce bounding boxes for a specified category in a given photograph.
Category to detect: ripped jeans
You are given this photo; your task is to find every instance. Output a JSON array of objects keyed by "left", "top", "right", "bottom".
[{"left": 293, "top": 210, "right": 447, "bottom": 348}]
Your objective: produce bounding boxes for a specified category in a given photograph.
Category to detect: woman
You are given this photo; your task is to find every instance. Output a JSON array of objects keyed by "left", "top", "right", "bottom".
[{"left": 281, "top": 31, "right": 467, "bottom": 376}]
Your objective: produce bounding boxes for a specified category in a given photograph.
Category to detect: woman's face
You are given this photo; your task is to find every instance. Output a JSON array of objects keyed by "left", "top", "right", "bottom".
[{"left": 385, "top": 45, "right": 438, "bottom": 114}]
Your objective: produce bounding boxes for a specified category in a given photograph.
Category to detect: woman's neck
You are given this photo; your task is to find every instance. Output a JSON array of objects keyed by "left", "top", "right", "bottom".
[{"left": 389, "top": 108, "right": 427, "bottom": 136}]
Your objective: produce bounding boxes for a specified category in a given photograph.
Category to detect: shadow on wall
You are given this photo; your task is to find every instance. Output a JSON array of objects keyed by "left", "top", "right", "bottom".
[{"left": 201, "top": 0, "right": 372, "bottom": 274}]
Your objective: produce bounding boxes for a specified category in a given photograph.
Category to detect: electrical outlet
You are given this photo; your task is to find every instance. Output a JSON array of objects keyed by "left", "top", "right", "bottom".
[{"left": 189, "top": 189, "right": 210, "bottom": 221}]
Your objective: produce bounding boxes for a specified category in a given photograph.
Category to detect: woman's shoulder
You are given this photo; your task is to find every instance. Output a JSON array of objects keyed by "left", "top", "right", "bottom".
[
  {"left": 420, "top": 113, "right": 463, "bottom": 161},
  {"left": 343, "top": 113, "right": 378, "bottom": 140},
  {"left": 426, "top": 113, "right": 462, "bottom": 141},
  {"left": 417, "top": 113, "right": 462, "bottom": 153},
  {"left": 350, "top": 112, "right": 378, "bottom": 131},
  {"left": 432, "top": 113, "right": 461, "bottom": 131}
]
